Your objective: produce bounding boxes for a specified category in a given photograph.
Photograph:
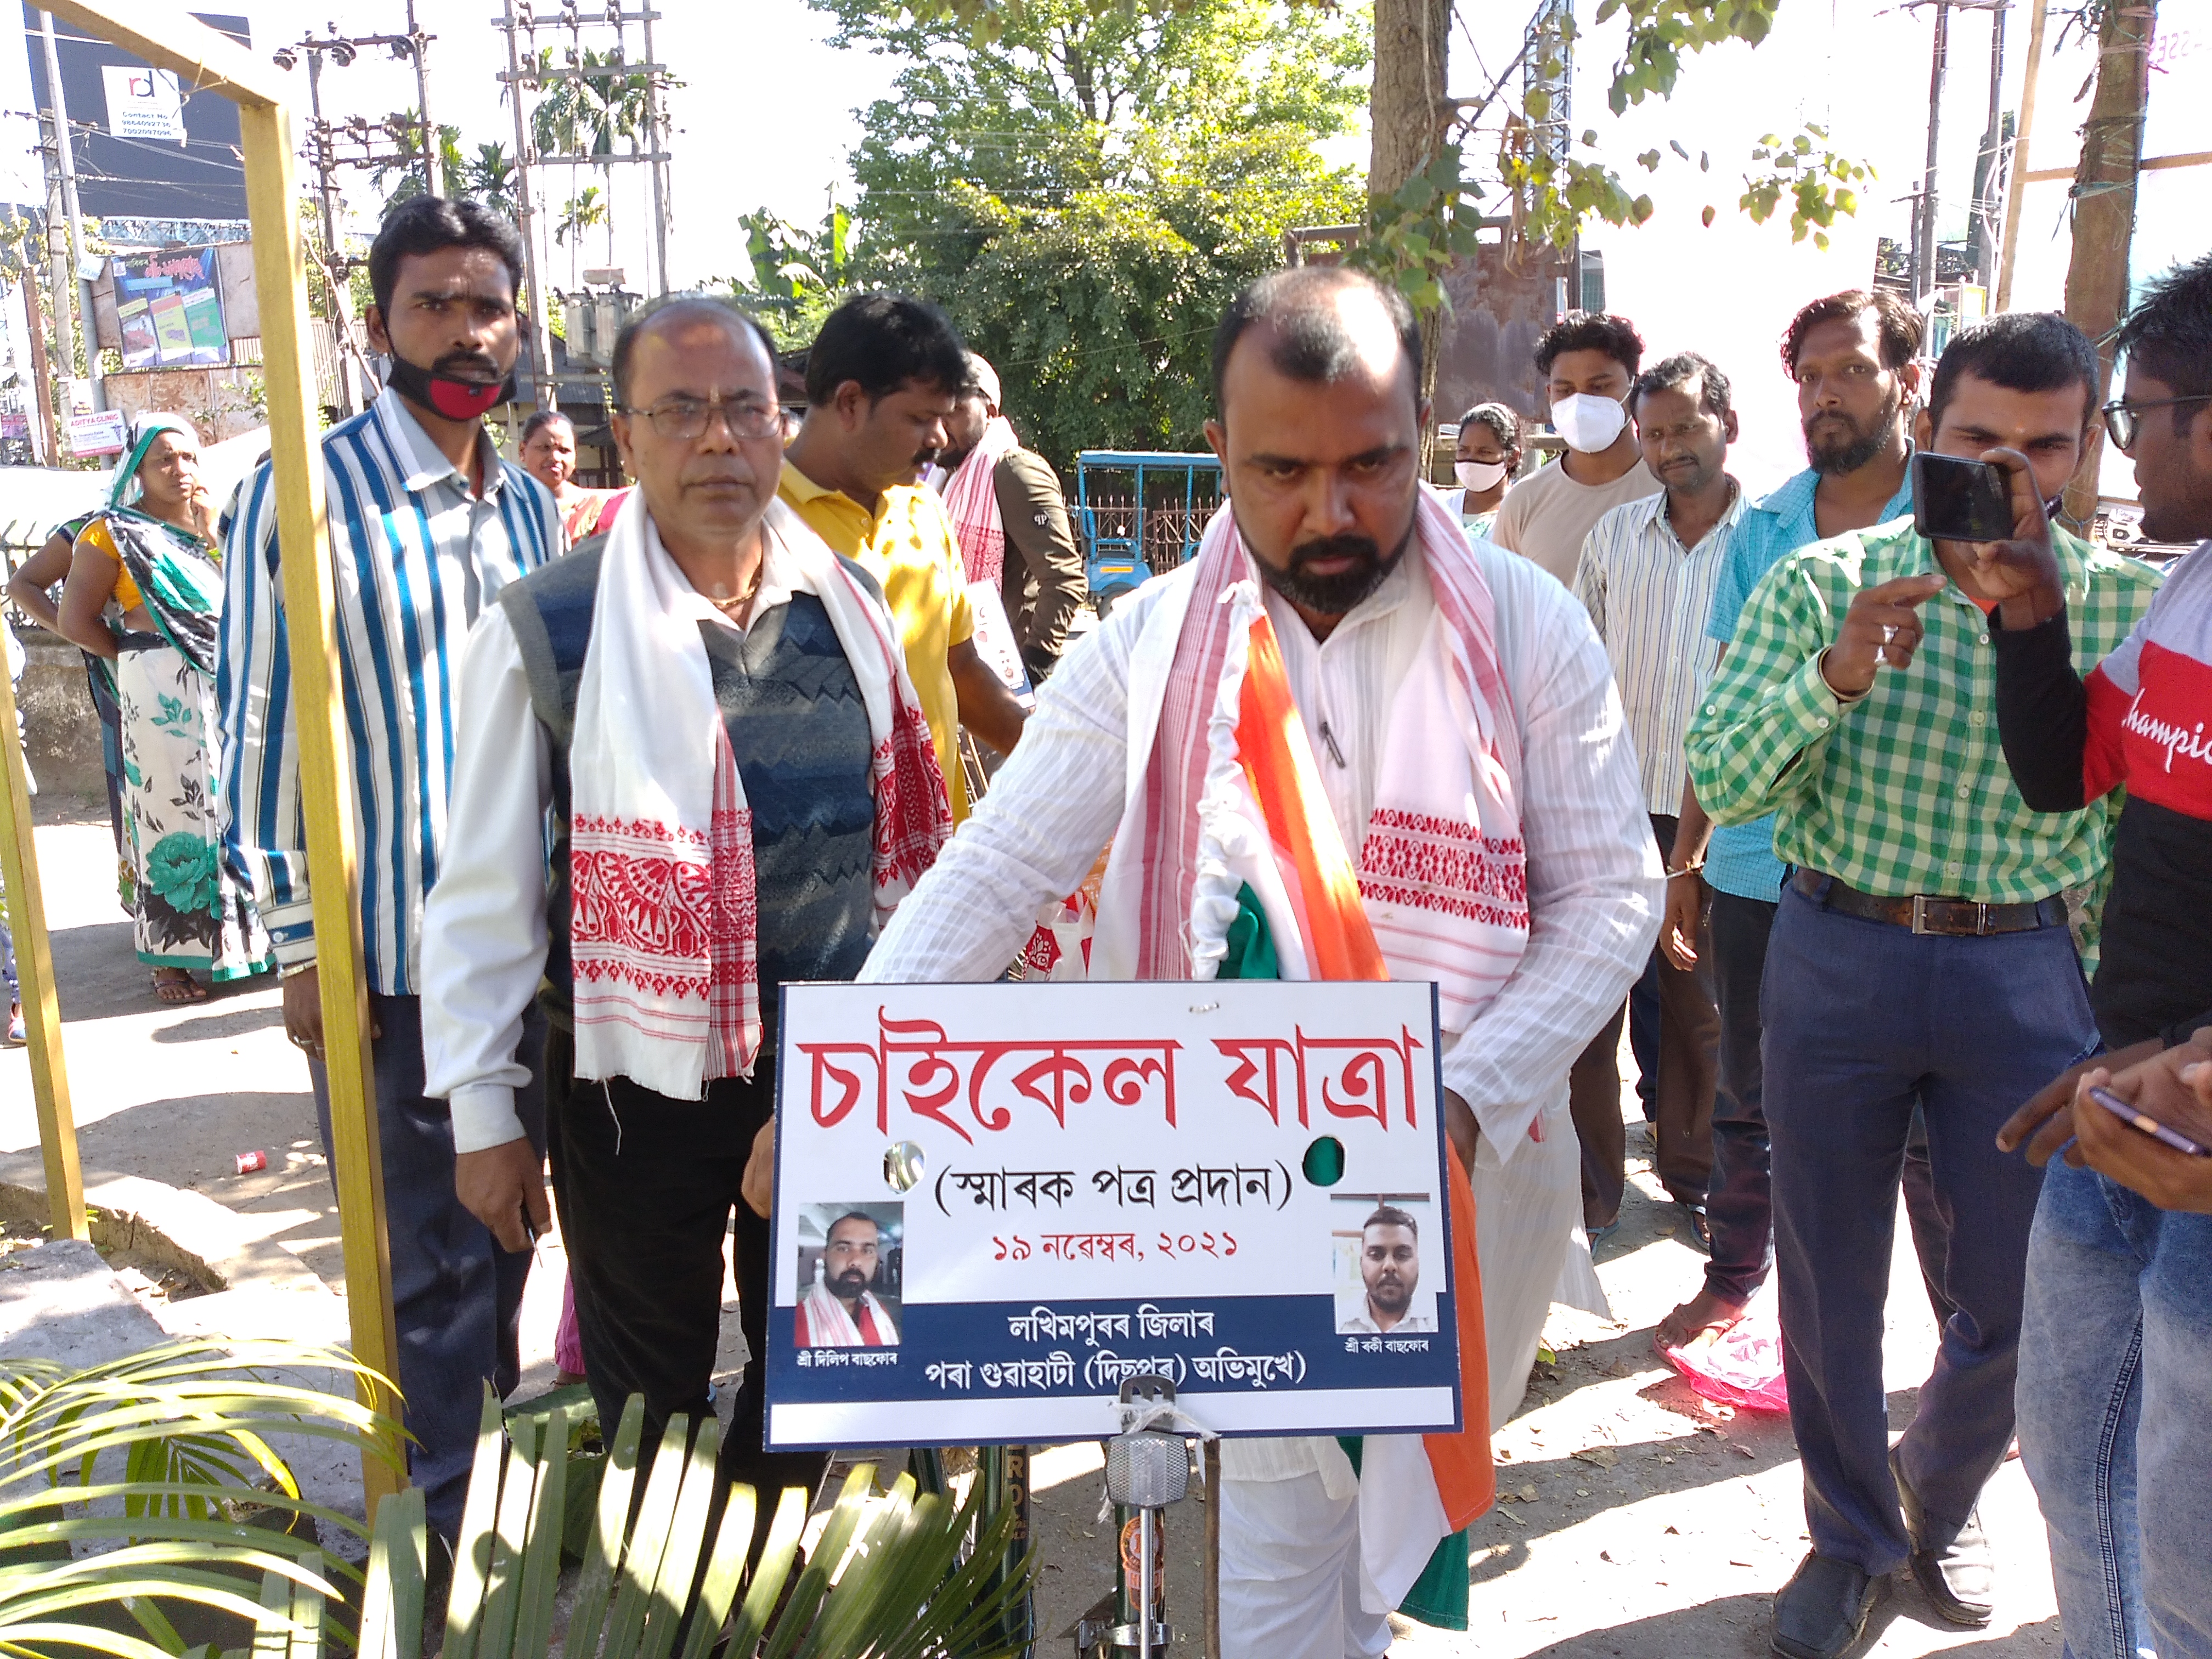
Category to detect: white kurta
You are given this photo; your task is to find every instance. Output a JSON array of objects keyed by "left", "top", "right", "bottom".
[{"left": 859, "top": 534, "right": 1657, "bottom": 1652}]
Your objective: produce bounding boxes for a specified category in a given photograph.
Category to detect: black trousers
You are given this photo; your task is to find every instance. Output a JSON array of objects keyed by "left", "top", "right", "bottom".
[
  {"left": 309, "top": 995, "right": 545, "bottom": 1541},
  {"left": 1568, "top": 814, "right": 1722, "bottom": 1226},
  {"left": 1703, "top": 891, "right": 1779, "bottom": 1304},
  {"left": 545, "top": 1025, "right": 829, "bottom": 1512}
]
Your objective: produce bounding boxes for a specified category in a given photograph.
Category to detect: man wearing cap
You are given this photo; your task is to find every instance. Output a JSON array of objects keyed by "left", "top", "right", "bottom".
[{"left": 935, "top": 353, "right": 1087, "bottom": 682}]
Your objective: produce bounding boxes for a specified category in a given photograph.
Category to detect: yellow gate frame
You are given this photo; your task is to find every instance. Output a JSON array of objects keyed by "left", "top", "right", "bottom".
[{"left": 0, "top": 1, "right": 401, "bottom": 1516}]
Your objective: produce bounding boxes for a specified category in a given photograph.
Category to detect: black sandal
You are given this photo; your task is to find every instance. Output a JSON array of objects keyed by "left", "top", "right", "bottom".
[{"left": 1678, "top": 1202, "right": 1712, "bottom": 1255}]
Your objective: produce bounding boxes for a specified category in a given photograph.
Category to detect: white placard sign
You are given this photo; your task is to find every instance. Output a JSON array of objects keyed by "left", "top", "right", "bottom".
[
  {"left": 766, "top": 979, "right": 1460, "bottom": 1451},
  {"left": 101, "top": 66, "right": 187, "bottom": 143},
  {"left": 66, "top": 410, "right": 127, "bottom": 458}
]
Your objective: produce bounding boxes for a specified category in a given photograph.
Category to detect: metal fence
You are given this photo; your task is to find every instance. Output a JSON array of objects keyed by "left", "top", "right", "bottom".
[
  {"left": 1, "top": 520, "right": 49, "bottom": 632},
  {"left": 1079, "top": 481, "right": 1226, "bottom": 579}
]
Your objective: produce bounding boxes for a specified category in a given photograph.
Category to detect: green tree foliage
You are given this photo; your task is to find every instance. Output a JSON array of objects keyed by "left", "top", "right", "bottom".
[
  {"left": 803, "top": 0, "right": 1369, "bottom": 468},
  {"left": 727, "top": 204, "right": 854, "bottom": 351},
  {"left": 911, "top": 0, "right": 1870, "bottom": 323}
]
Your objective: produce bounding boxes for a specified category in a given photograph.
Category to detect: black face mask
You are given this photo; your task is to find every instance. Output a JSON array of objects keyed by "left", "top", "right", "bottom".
[{"left": 382, "top": 351, "right": 516, "bottom": 422}]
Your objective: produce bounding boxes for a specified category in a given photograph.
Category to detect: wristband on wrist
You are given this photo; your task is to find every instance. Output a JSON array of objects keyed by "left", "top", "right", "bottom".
[{"left": 1664, "top": 862, "right": 1705, "bottom": 879}]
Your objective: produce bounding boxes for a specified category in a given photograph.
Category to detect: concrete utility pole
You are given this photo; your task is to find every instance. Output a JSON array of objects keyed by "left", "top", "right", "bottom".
[
  {"left": 1914, "top": 1, "right": 1950, "bottom": 306},
  {"left": 1968, "top": 2, "right": 2006, "bottom": 292},
  {"left": 404, "top": 0, "right": 441, "bottom": 196},
  {"left": 304, "top": 47, "right": 362, "bottom": 417},
  {"left": 36, "top": 115, "right": 77, "bottom": 426},
  {"left": 2061, "top": 0, "right": 2158, "bottom": 529},
  {"left": 499, "top": 0, "right": 556, "bottom": 409},
  {"left": 639, "top": 0, "right": 669, "bottom": 292},
  {"left": 19, "top": 245, "right": 58, "bottom": 464},
  {"left": 37, "top": 10, "right": 100, "bottom": 410}
]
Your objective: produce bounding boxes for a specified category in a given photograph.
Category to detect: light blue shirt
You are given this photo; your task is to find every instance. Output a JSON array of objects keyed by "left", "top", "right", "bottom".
[{"left": 1700, "top": 464, "right": 1915, "bottom": 901}]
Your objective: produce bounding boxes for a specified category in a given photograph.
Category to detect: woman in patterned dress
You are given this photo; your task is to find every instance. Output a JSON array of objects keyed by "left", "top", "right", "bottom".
[{"left": 53, "top": 416, "right": 272, "bottom": 1003}]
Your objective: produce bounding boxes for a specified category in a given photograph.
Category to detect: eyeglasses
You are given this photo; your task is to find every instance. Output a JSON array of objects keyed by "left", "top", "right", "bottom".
[
  {"left": 622, "top": 394, "right": 781, "bottom": 442},
  {"left": 2102, "top": 393, "right": 2212, "bottom": 453}
]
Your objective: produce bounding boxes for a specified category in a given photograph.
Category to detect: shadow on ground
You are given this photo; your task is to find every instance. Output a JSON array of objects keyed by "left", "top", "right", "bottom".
[{"left": 1515, "top": 1587, "right": 2061, "bottom": 1658}]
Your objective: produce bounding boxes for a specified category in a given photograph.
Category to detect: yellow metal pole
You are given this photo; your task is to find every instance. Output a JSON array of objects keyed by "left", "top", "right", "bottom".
[
  {"left": 235, "top": 97, "right": 403, "bottom": 1523},
  {"left": 42, "top": 0, "right": 402, "bottom": 1520},
  {"left": 0, "top": 664, "right": 86, "bottom": 1242}
]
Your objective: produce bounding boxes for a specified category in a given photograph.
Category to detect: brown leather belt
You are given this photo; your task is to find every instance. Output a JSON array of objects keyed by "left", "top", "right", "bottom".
[{"left": 1792, "top": 870, "right": 2066, "bottom": 937}]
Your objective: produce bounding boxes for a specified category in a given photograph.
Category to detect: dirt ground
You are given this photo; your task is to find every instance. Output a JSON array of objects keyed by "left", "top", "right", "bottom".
[{"left": 5, "top": 804, "right": 2062, "bottom": 1657}]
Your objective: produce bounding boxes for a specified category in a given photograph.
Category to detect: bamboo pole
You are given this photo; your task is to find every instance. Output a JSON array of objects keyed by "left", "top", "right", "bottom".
[
  {"left": 43, "top": 0, "right": 402, "bottom": 1520},
  {"left": 0, "top": 664, "right": 86, "bottom": 1242},
  {"left": 1994, "top": 1, "right": 2050, "bottom": 313}
]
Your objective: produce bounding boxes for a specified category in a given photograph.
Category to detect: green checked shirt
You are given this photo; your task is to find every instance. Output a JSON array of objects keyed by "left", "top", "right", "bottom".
[{"left": 1685, "top": 517, "right": 2162, "bottom": 904}]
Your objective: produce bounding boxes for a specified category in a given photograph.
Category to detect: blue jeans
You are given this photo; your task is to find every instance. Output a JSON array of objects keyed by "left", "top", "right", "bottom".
[
  {"left": 1762, "top": 881, "right": 2091, "bottom": 1574},
  {"left": 309, "top": 994, "right": 548, "bottom": 1539},
  {"left": 2018, "top": 1156, "right": 2212, "bottom": 1658}
]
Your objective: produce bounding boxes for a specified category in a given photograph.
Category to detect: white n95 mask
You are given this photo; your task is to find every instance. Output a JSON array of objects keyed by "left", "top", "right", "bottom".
[
  {"left": 1550, "top": 393, "right": 1629, "bottom": 454},
  {"left": 1454, "top": 459, "right": 1509, "bottom": 492}
]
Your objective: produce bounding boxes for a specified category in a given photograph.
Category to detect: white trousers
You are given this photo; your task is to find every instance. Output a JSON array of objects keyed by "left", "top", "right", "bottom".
[{"left": 1219, "top": 1472, "right": 1393, "bottom": 1659}]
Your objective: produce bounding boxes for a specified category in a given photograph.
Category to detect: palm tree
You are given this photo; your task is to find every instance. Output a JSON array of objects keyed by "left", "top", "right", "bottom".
[
  {"left": 0, "top": 1336, "right": 400, "bottom": 1654},
  {"left": 529, "top": 47, "right": 658, "bottom": 288},
  {"left": 555, "top": 188, "right": 610, "bottom": 287},
  {"left": 466, "top": 142, "right": 518, "bottom": 218}
]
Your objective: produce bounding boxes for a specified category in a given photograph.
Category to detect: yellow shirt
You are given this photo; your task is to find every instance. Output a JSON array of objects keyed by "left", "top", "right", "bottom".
[
  {"left": 75, "top": 517, "right": 144, "bottom": 611},
  {"left": 779, "top": 459, "right": 977, "bottom": 821}
]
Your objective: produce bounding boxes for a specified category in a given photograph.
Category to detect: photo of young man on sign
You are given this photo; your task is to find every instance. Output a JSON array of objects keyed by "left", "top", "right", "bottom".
[
  {"left": 1333, "top": 1194, "right": 1437, "bottom": 1335},
  {"left": 794, "top": 1203, "right": 904, "bottom": 1348}
]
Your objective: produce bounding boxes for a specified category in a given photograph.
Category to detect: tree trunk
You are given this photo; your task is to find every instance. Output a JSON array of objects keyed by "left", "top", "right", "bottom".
[
  {"left": 1368, "top": 0, "right": 1448, "bottom": 200},
  {"left": 1368, "top": 0, "right": 1449, "bottom": 458},
  {"left": 2059, "top": 0, "right": 2157, "bottom": 531}
]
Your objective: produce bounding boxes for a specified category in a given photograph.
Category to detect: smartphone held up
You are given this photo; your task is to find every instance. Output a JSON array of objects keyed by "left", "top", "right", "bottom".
[{"left": 1912, "top": 452, "right": 2015, "bottom": 544}]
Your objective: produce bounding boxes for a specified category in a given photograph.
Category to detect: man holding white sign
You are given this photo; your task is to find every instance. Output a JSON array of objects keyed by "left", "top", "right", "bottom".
[{"left": 861, "top": 266, "right": 1660, "bottom": 1657}]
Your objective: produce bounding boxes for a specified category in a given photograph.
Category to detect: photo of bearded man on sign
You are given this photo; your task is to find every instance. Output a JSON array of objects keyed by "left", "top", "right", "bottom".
[
  {"left": 857, "top": 263, "right": 1659, "bottom": 1658},
  {"left": 795, "top": 1209, "right": 903, "bottom": 1348}
]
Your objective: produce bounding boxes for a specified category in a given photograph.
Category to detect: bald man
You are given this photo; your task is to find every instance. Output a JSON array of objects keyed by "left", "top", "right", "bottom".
[{"left": 859, "top": 266, "right": 1659, "bottom": 1656}]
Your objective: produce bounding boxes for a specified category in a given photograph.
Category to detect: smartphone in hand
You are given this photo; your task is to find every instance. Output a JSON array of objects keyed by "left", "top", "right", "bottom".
[
  {"left": 2086, "top": 1085, "right": 2212, "bottom": 1158},
  {"left": 1913, "top": 453, "right": 2015, "bottom": 543}
]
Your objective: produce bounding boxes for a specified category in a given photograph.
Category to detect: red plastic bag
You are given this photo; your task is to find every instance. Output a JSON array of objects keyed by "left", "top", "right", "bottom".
[{"left": 1655, "top": 1303, "right": 1790, "bottom": 1413}]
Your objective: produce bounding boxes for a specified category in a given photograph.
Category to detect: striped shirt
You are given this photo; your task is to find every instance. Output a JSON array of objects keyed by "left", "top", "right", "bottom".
[
  {"left": 1686, "top": 516, "right": 2162, "bottom": 904},
  {"left": 216, "top": 388, "right": 562, "bottom": 994},
  {"left": 1574, "top": 481, "right": 1746, "bottom": 814}
]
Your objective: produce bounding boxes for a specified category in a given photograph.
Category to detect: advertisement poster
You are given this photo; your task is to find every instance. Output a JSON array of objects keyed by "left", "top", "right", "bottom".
[
  {"left": 99, "top": 65, "right": 187, "bottom": 143},
  {"left": 66, "top": 410, "right": 128, "bottom": 458},
  {"left": 111, "top": 248, "right": 228, "bottom": 369},
  {"left": 766, "top": 979, "right": 1460, "bottom": 1451}
]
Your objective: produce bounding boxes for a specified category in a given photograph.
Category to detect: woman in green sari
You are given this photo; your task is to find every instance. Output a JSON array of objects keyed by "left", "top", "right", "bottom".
[{"left": 54, "top": 416, "right": 272, "bottom": 1003}]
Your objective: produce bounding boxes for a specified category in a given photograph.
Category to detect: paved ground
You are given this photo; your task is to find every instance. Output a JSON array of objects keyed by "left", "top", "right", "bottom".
[{"left": 6, "top": 801, "right": 2063, "bottom": 1656}]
